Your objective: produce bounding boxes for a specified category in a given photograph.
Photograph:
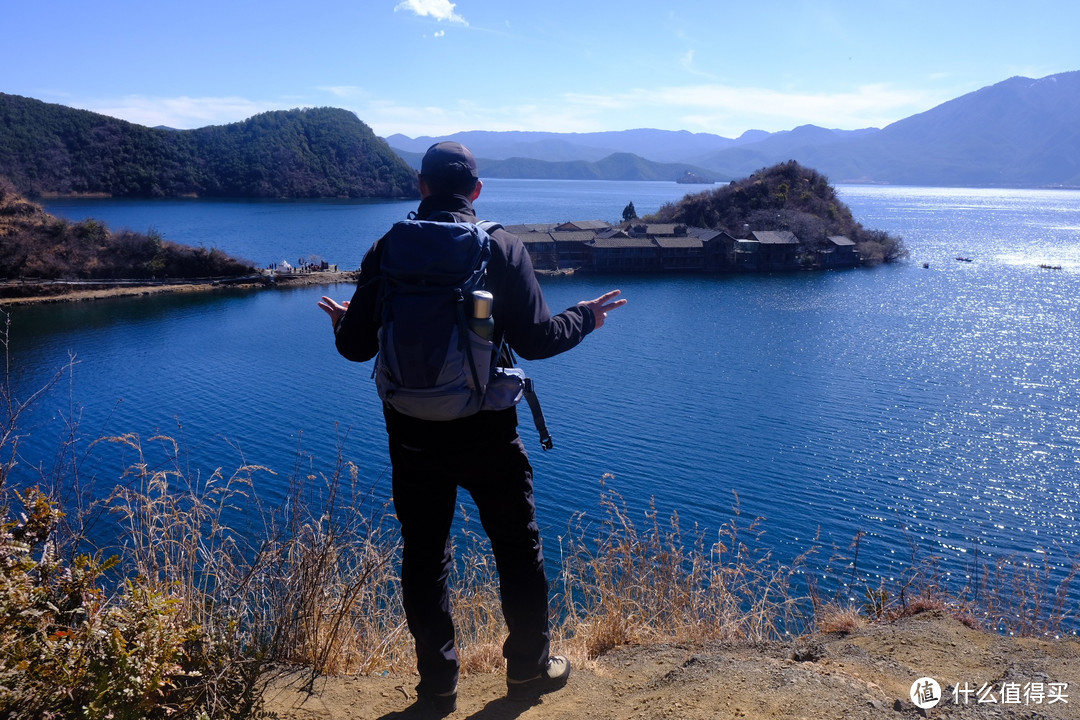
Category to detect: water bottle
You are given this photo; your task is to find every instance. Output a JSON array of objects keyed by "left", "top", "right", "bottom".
[{"left": 470, "top": 290, "right": 494, "bottom": 340}]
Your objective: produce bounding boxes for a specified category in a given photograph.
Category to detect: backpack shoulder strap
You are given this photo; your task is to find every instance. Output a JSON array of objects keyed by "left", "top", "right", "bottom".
[{"left": 523, "top": 379, "right": 553, "bottom": 450}]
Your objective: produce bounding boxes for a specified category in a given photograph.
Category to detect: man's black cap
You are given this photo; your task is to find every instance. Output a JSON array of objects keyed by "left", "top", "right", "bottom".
[{"left": 421, "top": 141, "right": 479, "bottom": 182}]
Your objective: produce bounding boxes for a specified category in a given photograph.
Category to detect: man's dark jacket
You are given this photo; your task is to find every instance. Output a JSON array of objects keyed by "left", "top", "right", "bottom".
[{"left": 333, "top": 193, "right": 596, "bottom": 445}]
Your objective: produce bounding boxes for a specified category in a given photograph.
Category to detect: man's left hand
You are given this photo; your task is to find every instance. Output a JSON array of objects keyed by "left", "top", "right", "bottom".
[{"left": 318, "top": 296, "right": 350, "bottom": 328}]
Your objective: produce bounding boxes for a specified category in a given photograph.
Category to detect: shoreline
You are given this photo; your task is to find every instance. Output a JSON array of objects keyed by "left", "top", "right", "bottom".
[{"left": 0, "top": 270, "right": 359, "bottom": 307}]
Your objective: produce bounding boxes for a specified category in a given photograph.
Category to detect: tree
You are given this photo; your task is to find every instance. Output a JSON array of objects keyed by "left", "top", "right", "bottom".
[{"left": 622, "top": 201, "right": 638, "bottom": 221}]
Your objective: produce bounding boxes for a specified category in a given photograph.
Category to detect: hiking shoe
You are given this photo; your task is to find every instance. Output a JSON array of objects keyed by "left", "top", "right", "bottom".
[
  {"left": 413, "top": 687, "right": 457, "bottom": 717},
  {"left": 506, "top": 656, "right": 571, "bottom": 701}
]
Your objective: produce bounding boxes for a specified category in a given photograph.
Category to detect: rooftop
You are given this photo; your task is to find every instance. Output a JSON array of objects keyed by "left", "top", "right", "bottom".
[
  {"left": 589, "top": 236, "right": 657, "bottom": 249},
  {"left": 751, "top": 230, "right": 799, "bottom": 245}
]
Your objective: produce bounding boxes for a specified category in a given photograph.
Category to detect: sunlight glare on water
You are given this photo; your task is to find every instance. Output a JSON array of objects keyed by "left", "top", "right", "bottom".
[{"left": 12, "top": 181, "right": 1080, "bottom": 612}]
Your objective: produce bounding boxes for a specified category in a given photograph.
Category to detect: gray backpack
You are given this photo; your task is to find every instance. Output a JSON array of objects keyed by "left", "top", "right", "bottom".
[{"left": 373, "top": 212, "right": 552, "bottom": 447}]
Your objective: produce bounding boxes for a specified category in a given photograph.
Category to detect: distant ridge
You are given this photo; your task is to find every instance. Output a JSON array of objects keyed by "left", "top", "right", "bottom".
[
  {"left": 388, "top": 71, "right": 1080, "bottom": 188},
  {"left": 391, "top": 146, "right": 720, "bottom": 183},
  {"left": 385, "top": 128, "right": 741, "bottom": 163},
  {"left": 798, "top": 72, "right": 1080, "bottom": 186}
]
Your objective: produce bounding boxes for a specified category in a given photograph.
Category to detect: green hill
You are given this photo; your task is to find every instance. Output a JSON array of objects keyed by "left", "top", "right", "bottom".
[
  {"left": 0, "top": 94, "right": 419, "bottom": 199},
  {"left": 647, "top": 160, "right": 908, "bottom": 264}
]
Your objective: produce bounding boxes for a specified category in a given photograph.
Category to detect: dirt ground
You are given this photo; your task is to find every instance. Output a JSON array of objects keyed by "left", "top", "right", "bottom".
[
  {"left": 0, "top": 270, "right": 354, "bottom": 306},
  {"left": 260, "top": 610, "right": 1079, "bottom": 719}
]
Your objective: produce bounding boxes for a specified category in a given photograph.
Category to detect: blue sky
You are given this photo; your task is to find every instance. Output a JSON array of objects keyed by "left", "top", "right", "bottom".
[{"left": 3, "top": 0, "right": 1078, "bottom": 139}]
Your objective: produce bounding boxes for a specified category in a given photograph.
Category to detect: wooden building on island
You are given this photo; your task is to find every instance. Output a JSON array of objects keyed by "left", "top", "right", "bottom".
[
  {"left": 822, "top": 235, "right": 858, "bottom": 268},
  {"left": 749, "top": 230, "right": 801, "bottom": 271},
  {"left": 505, "top": 223, "right": 559, "bottom": 270},
  {"left": 655, "top": 235, "right": 705, "bottom": 271},
  {"left": 504, "top": 220, "right": 860, "bottom": 273},
  {"left": 550, "top": 230, "right": 595, "bottom": 269},
  {"left": 587, "top": 235, "right": 659, "bottom": 272}
]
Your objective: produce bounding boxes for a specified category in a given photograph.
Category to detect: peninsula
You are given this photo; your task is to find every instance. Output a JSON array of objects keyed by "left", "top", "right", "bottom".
[{"left": 0, "top": 179, "right": 267, "bottom": 304}]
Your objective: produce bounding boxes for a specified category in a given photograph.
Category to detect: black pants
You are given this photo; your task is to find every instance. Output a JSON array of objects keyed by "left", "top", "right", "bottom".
[{"left": 389, "top": 431, "right": 551, "bottom": 695}]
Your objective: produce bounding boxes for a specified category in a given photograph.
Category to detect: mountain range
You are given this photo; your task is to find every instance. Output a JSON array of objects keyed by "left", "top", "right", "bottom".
[
  {"left": 1, "top": 71, "right": 1077, "bottom": 197},
  {"left": 388, "top": 71, "right": 1080, "bottom": 188}
]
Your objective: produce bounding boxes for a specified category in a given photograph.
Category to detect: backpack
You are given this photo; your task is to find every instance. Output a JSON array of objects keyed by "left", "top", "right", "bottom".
[{"left": 372, "top": 212, "right": 553, "bottom": 448}]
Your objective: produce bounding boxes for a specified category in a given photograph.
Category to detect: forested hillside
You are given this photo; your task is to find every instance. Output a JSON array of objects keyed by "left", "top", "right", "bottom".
[
  {"left": 648, "top": 160, "right": 908, "bottom": 264},
  {"left": 0, "top": 94, "right": 418, "bottom": 199},
  {"left": 0, "top": 179, "right": 254, "bottom": 281}
]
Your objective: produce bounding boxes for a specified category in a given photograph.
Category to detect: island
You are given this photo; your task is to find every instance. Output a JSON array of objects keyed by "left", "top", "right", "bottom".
[
  {"left": 676, "top": 170, "right": 715, "bottom": 184},
  {"left": 511, "top": 161, "right": 908, "bottom": 272}
]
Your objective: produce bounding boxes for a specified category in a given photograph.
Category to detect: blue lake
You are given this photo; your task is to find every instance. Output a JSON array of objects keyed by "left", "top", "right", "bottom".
[{"left": 7, "top": 180, "right": 1080, "bottom": 611}]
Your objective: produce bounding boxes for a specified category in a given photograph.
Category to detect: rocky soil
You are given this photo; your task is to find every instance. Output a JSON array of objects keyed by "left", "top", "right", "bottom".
[
  {"left": 0, "top": 271, "right": 356, "bottom": 305},
  {"left": 261, "top": 610, "right": 1079, "bottom": 719}
]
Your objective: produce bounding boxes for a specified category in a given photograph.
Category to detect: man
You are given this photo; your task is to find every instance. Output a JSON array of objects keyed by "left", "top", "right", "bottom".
[{"left": 318, "top": 141, "right": 625, "bottom": 716}]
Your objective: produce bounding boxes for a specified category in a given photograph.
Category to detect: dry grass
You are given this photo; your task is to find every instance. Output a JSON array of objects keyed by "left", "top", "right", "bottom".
[
  {"left": 6, "top": 439, "right": 1080, "bottom": 717},
  {"left": 11, "top": 427, "right": 1080, "bottom": 691},
  {"left": 554, "top": 478, "right": 811, "bottom": 664},
  {"left": 814, "top": 603, "right": 865, "bottom": 635},
  {"left": 808, "top": 523, "right": 1079, "bottom": 639}
]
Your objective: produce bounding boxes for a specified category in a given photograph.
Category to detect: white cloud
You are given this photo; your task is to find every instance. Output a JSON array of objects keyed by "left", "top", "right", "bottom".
[
  {"left": 321, "top": 87, "right": 365, "bottom": 99},
  {"left": 62, "top": 80, "right": 949, "bottom": 140},
  {"left": 680, "top": 49, "right": 715, "bottom": 79},
  {"left": 319, "top": 86, "right": 371, "bottom": 100},
  {"left": 652, "top": 83, "right": 944, "bottom": 132},
  {"left": 354, "top": 81, "right": 948, "bottom": 138},
  {"left": 80, "top": 95, "right": 275, "bottom": 129},
  {"left": 394, "top": 0, "right": 467, "bottom": 25},
  {"left": 556, "top": 83, "right": 947, "bottom": 136}
]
